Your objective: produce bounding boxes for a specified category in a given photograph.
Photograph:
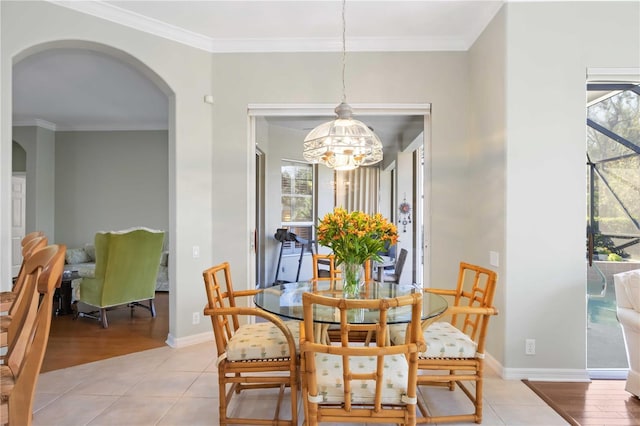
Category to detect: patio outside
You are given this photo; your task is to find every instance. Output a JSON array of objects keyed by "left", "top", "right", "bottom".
[{"left": 586, "top": 83, "right": 639, "bottom": 371}]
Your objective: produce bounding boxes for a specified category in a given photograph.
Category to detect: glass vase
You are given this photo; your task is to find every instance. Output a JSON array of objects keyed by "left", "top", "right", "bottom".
[{"left": 342, "top": 261, "right": 363, "bottom": 298}]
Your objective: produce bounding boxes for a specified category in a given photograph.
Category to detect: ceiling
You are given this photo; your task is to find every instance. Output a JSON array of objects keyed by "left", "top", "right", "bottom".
[{"left": 12, "top": 1, "right": 504, "bottom": 144}]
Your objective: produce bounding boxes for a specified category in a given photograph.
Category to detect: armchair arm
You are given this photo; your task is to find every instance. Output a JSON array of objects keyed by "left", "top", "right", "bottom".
[
  {"left": 421, "top": 305, "right": 498, "bottom": 330},
  {"left": 424, "top": 288, "right": 457, "bottom": 297},
  {"left": 444, "top": 305, "right": 498, "bottom": 316},
  {"left": 232, "top": 288, "right": 261, "bottom": 298}
]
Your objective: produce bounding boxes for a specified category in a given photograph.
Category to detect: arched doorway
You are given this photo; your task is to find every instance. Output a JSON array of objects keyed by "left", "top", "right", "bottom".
[{"left": 11, "top": 41, "right": 175, "bottom": 364}]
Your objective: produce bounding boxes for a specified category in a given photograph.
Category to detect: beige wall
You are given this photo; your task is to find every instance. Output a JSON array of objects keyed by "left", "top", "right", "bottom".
[
  {"left": 2, "top": 0, "right": 639, "bottom": 377},
  {"left": 12, "top": 125, "right": 56, "bottom": 241},
  {"left": 468, "top": 5, "right": 507, "bottom": 369},
  {"left": 1, "top": 0, "right": 214, "bottom": 342},
  {"left": 210, "top": 51, "right": 470, "bottom": 293},
  {"left": 502, "top": 1, "right": 639, "bottom": 376},
  {"left": 54, "top": 130, "right": 169, "bottom": 248}
]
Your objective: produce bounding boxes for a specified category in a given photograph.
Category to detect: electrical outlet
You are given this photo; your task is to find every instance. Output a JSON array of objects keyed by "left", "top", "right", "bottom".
[
  {"left": 525, "top": 338, "right": 536, "bottom": 355},
  {"left": 192, "top": 246, "right": 200, "bottom": 258},
  {"left": 192, "top": 312, "right": 200, "bottom": 325}
]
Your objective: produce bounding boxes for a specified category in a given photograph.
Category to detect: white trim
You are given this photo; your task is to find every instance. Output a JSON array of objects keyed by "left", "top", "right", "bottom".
[
  {"left": 54, "top": 123, "right": 169, "bottom": 132},
  {"left": 165, "top": 330, "right": 213, "bottom": 348},
  {"left": 13, "top": 119, "right": 57, "bottom": 131},
  {"left": 485, "top": 352, "right": 590, "bottom": 381},
  {"left": 52, "top": 0, "right": 215, "bottom": 52},
  {"left": 248, "top": 103, "right": 431, "bottom": 117},
  {"left": 47, "top": 1, "right": 492, "bottom": 53},
  {"left": 12, "top": 120, "right": 168, "bottom": 132},
  {"left": 588, "top": 369, "right": 629, "bottom": 380},
  {"left": 587, "top": 67, "right": 640, "bottom": 82}
]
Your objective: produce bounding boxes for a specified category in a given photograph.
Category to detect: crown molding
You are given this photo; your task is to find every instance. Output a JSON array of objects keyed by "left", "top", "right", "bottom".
[
  {"left": 52, "top": 0, "right": 215, "bottom": 52},
  {"left": 13, "top": 119, "right": 57, "bottom": 131},
  {"left": 55, "top": 123, "right": 169, "bottom": 132},
  {"left": 49, "top": 1, "right": 493, "bottom": 53},
  {"left": 12, "top": 118, "right": 168, "bottom": 132}
]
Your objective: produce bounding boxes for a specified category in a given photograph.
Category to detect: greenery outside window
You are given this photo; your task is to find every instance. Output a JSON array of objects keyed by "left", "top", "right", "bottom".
[
  {"left": 281, "top": 160, "right": 314, "bottom": 255},
  {"left": 587, "top": 84, "right": 640, "bottom": 261}
]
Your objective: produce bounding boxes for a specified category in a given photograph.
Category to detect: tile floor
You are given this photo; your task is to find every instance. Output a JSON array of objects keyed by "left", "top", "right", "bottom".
[{"left": 33, "top": 341, "right": 568, "bottom": 425}]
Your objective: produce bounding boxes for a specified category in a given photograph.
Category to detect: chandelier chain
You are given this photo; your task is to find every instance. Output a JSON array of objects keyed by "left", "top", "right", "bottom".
[{"left": 341, "top": 0, "right": 346, "bottom": 104}]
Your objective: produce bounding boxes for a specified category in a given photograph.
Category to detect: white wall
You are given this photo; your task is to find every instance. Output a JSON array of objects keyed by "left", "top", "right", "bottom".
[
  {"left": 468, "top": 6, "right": 507, "bottom": 368},
  {"left": 1, "top": 0, "right": 214, "bottom": 343},
  {"left": 12, "top": 125, "right": 56, "bottom": 241},
  {"left": 210, "top": 51, "right": 470, "bottom": 300},
  {"left": 395, "top": 148, "right": 415, "bottom": 285},
  {"left": 3, "top": 1, "right": 638, "bottom": 376},
  {"left": 501, "top": 1, "right": 639, "bottom": 377},
  {"left": 54, "top": 130, "right": 168, "bottom": 248}
]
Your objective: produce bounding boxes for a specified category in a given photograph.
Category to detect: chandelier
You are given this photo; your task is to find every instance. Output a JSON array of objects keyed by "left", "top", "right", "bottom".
[{"left": 303, "top": 0, "right": 383, "bottom": 171}]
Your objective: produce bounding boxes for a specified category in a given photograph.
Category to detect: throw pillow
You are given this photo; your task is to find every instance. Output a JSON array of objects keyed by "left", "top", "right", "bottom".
[
  {"left": 65, "top": 247, "right": 90, "bottom": 265},
  {"left": 84, "top": 244, "right": 96, "bottom": 262}
]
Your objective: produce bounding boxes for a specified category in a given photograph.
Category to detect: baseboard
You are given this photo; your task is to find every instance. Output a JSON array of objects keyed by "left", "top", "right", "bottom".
[
  {"left": 588, "top": 369, "right": 629, "bottom": 380},
  {"left": 165, "top": 330, "right": 213, "bottom": 348},
  {"left": 485, "top": 352, "right": 591, "bottom": 382}
]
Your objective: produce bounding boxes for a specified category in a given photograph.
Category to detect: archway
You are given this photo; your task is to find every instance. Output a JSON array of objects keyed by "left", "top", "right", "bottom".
[{"left": 11, "top": 40, "right": 176, "bottom": 362}]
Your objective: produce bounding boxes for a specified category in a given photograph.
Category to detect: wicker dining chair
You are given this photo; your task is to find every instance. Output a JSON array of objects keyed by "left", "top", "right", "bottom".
[
  {"left": 311, "top": 254, "right": 372, "bottom": 344},
  {"left": 203, "top": 261, "right": 299, "bottom": 426},
  {"left": 312, "top": 254, "right": 372, "bottom": 282},
  {"left": 389, "top": 262, "right": 498, "bottom": 424},
  {"left": 300, "top": 291, "right": 425, "bottom": 425}
]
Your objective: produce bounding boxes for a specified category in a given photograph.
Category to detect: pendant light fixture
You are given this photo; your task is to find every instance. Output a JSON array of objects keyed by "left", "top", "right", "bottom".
[{"left": 303, "top": 0, "right": 383, "bottom": 171}]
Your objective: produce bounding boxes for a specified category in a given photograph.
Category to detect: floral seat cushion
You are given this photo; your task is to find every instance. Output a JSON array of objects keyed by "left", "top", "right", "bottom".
[
  {"left": 226, "top": 320, "right": 300, "bottom": 361},
  {"left": 389, "top": 321, "right": 478, "bottom": 358},
  {"left": 311, "top": 353, "right": 410, "bottom": 404}
]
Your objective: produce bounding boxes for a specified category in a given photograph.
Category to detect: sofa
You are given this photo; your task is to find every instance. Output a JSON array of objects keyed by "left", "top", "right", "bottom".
[
  {"left": 65, "top": 243, "right": 169, "bottom": 292},
  {"left": 614, "top": 269, "right": 640, "bottom": 398}
]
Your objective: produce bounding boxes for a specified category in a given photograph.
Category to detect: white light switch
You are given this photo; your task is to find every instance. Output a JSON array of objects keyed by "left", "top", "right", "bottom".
[
  {"left": 192, "top": 246, "right": 200, "bottom": 258},
  {"left": 489, "top": 251, "right": 499, "bottom": 267}
]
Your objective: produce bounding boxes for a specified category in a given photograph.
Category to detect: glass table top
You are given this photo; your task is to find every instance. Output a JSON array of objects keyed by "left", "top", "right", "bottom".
[{"left": 254, "top": 280, "right": 448, "bottom": 325}]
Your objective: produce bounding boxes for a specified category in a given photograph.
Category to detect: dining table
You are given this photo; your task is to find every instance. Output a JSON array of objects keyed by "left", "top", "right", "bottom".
[{"left": 254, "top": 279, "right": 448, "bottom": 344}]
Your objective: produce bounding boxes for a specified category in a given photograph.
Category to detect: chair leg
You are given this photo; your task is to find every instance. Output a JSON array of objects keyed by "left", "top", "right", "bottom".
[
  {"left": 149, "top": 298, "right": 156, "bottom": 317},
  {"left": 100, "top": 308, "right": 108, "bottom": 328}
]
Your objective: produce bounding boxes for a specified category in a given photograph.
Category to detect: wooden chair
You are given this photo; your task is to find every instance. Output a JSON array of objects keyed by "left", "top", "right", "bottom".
[
  {"left": 312, "top": 254, "right": 372, "bottom": 282},
  {"left": 1, "top": 244, "right": 66, "bottom": 426},
  {"left": 313, "top": 254, "right": 340, "bottom": 280},
  {"left": 389, "top": 262, "right": 498, "bottom": 424},
  {"left": 203, "top": 261, "right": 299, "bottom": 426},
  {"left": 0, "top": 237, "right": 48, "bottom": 348},
  {"left": 312, "top": 254, "right": 372, "bottom": 344},
  {"left": 1, "top": 234, "right": 47, "bottom": 314},
  {"left": 300, "top": 291, "right": 424, "bottom": 425}
]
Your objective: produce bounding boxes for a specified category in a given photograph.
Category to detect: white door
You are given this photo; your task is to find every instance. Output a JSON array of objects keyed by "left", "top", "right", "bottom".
[{"left": 11, "top": 174, "right": 26, "bottom": 277}]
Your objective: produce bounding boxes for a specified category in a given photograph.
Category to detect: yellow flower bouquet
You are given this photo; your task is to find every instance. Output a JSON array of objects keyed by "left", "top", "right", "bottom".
[{"left": 317, "top": 208, "right": 398, "bottom": 296}]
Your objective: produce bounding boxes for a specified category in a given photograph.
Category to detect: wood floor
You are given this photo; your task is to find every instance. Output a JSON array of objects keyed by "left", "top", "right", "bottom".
[
  {"left": 41, "top": 291, "right": 169, "bottom": 373},
  {"left": 523, "top": 379, "right": 640, "bottom": 425}
]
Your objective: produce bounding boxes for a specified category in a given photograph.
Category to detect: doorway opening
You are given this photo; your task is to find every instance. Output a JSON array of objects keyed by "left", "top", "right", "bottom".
[
  {"left": 248, "top": 104, "right": 431, "bottom": 289},
  {"left": 11, "top": 41, "right": 175, "bottom": 365},
  {"left": 586, "top": 81, "right": 640, "bottom": 378}
]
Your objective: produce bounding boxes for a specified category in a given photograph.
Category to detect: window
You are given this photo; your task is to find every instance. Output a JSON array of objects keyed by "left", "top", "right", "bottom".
[
  {"left": 587, "top": 84, "right": 640, "bottom": 261},
  {"left": 281, "top": 160, "right": 314, "bottom": 255}
]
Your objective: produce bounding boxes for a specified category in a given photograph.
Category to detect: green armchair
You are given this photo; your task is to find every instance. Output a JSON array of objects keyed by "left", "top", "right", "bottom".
[{"left": 74, "top": 228, "right": 165, "bottom": 328}]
